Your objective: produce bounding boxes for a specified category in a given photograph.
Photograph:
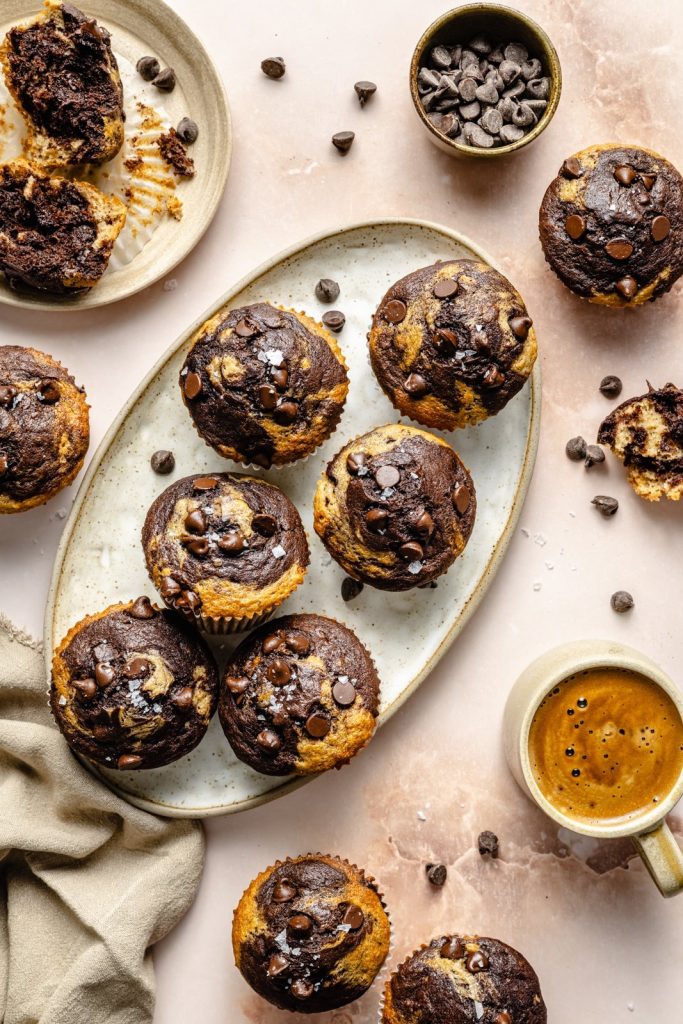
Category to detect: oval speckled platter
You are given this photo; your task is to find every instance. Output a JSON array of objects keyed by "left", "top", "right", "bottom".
[
  {"left": 0, "top": 0, "right": 231, "bottom": 310},
  {"left": 45, "top": 219, "right": 541, "bottom": 817}
]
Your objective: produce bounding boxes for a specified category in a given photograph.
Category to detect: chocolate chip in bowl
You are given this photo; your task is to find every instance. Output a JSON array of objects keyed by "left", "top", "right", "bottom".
[{"left": 410, "top": 4, "right": 561, "bottom": 158}]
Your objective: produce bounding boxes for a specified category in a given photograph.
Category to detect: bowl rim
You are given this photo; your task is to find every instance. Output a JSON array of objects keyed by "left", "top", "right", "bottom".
[{"left": 409, "top": 2, "right": 562, "bottom": 158}]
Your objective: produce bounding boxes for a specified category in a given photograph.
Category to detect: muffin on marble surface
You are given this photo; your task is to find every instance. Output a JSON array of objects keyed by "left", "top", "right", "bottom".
[
  {"left": 179, "top": 302, "right": 349, "bottom": 468},
  {"left": 598, "top": 382, "right": 683, "bottom": 501},
  {"left": 368, "top": 260, "right": 536, "bottom": 430},
  {"left": 0, "top": 161, "right": 126, "bottom": 294},
  {"left": 539, "top": 144, "right": 683, "bottom": 306},
  {"left": 0, "top": 345, "right": 89, "bottom": 514},
  {"left": 219, "top": 613, "right": 380, "bottom": 776},
  {"left": 50, "top": 597, "right": 219, "bottom": 770},
  {"left": 382, "top": 934, "right": 546, "bottom": 1024},
  {"left": 233, "top": 853, "right": 390, "bottom": 1012},
  {"left": 142, "top": 472, "right": 309, "bottom": 632},
  {"left": 314, "top": 424, "right": 476, "bottom": 591},
  {"left": 0, "top": 0, "right": 125, "bottom": 167}
]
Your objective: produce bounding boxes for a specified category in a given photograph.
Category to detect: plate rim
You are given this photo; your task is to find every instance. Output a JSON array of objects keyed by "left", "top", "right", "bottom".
[
  {"left": 0, "top": 0, "right": 232, "bottom": 312},
  {"left": 44, "top": 216, "right": 541, "bottom": 817}
]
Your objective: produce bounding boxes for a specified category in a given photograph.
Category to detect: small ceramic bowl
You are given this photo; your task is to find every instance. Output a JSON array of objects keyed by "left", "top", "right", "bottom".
[{"left": 410, "top": 4, "right": 562, "bottom": 159}]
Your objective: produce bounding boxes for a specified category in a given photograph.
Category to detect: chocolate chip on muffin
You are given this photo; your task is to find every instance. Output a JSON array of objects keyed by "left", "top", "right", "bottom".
[
  {"left": 0, "top": 345, "right": 89, "bottom": 513},
  {"left": 50, "top": 599, "right": 219, "bottom": 769},
  {"left": 142, "top": 472, "right": 309, "bottom": 631},
  {"left": 368, "top": 260, "right": 537, "bottom": 430},
  {"left": 314, "top": 424, "right": 476, "bottom": 591},
  {"left": 597, "top": 382, "right": 683, "bottom": 501},
  {"left": 382, "top": 934, "right": 546, "bottom": 1023},
  {"left": 539, "top": 144, "right": 683, "bottom": 306},
  {"left": 219, "top": 613, "right": 380, "bottom": 776},
  {"left": 0, "top": 0, "right": 124, "bottom": 166},
  {"left": 233, "top": 854, "right": 390, "bottom": 1012},
  {"left": 179, "top": 302, "right": 349, "bottom": 467}
]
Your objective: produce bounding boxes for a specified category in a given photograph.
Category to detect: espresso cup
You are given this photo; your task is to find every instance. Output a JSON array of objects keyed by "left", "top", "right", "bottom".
[{"left": 503, "top": 639, "right": 683, "bottom": 897}]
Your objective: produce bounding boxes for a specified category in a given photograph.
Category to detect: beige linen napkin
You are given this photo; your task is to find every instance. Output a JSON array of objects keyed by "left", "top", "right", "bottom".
[{"left": 0, "top": 614, "right": 204, "bottom": 1024}]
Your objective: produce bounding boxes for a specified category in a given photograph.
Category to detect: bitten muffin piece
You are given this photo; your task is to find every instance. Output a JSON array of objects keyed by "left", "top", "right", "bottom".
[
  {"left": 0, "top": 161, "right": 126, "bottom": 294},
  {"left": 233, "top": 854, "right": 390, "bottom": 1013},
  {"left": 180, "top": 302, "right": 349, "bottom": 468},
  {"left": 382, "top": 934, "right": 547, "bottom": 1024},
  {"left": 0, "top": 0, "right": 124, "bottom": 167},
  {"left": 142, "top": 472, "right": 309, "bottom": 631},
  {"left": 598, "top": 383, "right": 683, "bottom": 501},
  {"left": 50, "top": 598, "right": 219, "bottom": 770},
  {"left": 314, "top": 424, "right": 476, "bottom": 591},
  {"left": 0, "top": 345, "right": 89, "bottom": 513},
  {"left": 368, "top": 260, "right": 536, "bottom": 430},
  {"left": 219, "top": 614, "right": 380, "bottom": 776},
  {"left": 539, "top": 144, "right": 683, "bottom": 306}
]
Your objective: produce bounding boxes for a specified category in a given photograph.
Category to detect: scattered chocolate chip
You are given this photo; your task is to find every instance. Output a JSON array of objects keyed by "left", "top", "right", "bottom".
[
  {"left": 641, "top": 173, "right": 656, "bottom": 191},
  {"left": 565, "top": 214, "right": 586, "bottom": 240},
  {"left": 466, "top": 950, "right": 490, "bottom": 973},
  {"left": 441, "top": 937, "right": 465, "bottom": 959},
  {"left": 263, "top": 632, "right": 285, "bottom": 655},
  {"left": 604, "top": 238, "right": 634, "bottom": 261},
  {"left": 187, "top": 537, "right": 209, "bottom": 556},
  {"left": 172, "top": 687, "right": 194, "bottom": 709},
  {"left": 566, "top": 436, "right": 587, "bottom": 461},
  {"left": 253, "top": 513, "right": 277, "bottom": 536},
  {"left": 435, "top": 327, "right": 459, "bottom": 355},
  {"left": 651, "top": 215, "right": 671, "bottom": 242},
  {"left": 354, "top": 80, "right": 377, "bottom": 106},
  {"left": 400, "top": 540, "right": 424, "bottom": 562},
  {"left": 180, "top": 590, "right": 201, "bottom": 613},
  {"left": 226, "top": 675, "right": 249, "bottom": 695},
  {"left": 592, "top": 494, "right": 618, "bottom": 517},
  {"left": 274, "top": 400, "right": 298, "bottom": 425},
  {"left": 218, "top": 530, "right": 247, "bottom": 555},
  {"left": 496, "top": 1013, "right": 512, "bottom": 1024},
  {"left": 95, "top": 663, "right": 114, "bottom": 688},
  {"left": 122, "top": 657, "right": 151, "bottom": 679},
  {"left": 288, "top": 914, "right": 312, "bottom": 936},
  {"left": 383, "top": 298, "right": 407, "bottom": 324},
  {"left": 415, "top": 511, "right": 435, "bottom": 539},
  {"left": 366, "top": 508, "right": 388, "bottom": 531},
  {"left": 332, "top": 678, "right": 356, "bottom": 706},
  {"left": 305, "top": 712, "right": 330, "bottom": 738},
  {"left": 136, "top": 55, "right": 160, "bottom": 81},
  {"left": 185, "top": 509, "right": 207, "bottom": 534},
  {"left": 426, "top": 863, "right": 447, "bottom": 886},
  {"left": 267, "top": 954, "right": 288, "bottom": 977},
  {"left": 611, "top": 590, "right": 634, "bottom": 613},
  {"left": 151, "top": 449, "right": 175, "bottom": 474},
  {"left": 38, "top": 380, "right": 60, "bottom": 403},
  {"left": 478, "top": 830, "right": 499, "bottom": 858},
  {"left": 613, "top": 164, "right": 636, "bottom": 186},
  {"left": 509, "top": 315, "right": 533, "bottom": 340},
  {"left": 452, "top": 484, "right": 471, "bottom": 514},
  {"left": 286, "top": 633, "right": 311, "bottom": 655},
  {"left": 258, "top": 384, "right": 278, "bottom": 410},
  {"left": 117, "top": 754, "right": 143, "bottom": 770},
  {"left": 615, "top": 276, "right": 638, "bottom": 300},
  {"left": 256, "top": 729, "right": 281, "bottom": 751},
  {"left": 332, "top": 130, "right": 355, "bottom": 154},
  {"left": 433, "top": 278, "right": 459, "bottom": 299},
  {"left": 291, "top": 979, "right": 314, "bottom": 1001},
  {"left": 341, "top": 576, "right": 364, "bottom": 602},
  {"left": 267, "top": 658, "right": 292, "bottom": 686},
  {"left": 404, "top": 373, "right": 429, "bottom": 397},
  {"left": 183, "top": 372, "right": 202, "bottom": 400},
  {"left": 271, "top": 366, "right": 289, "bottom": 390},
  {"left": 160, "top": 577, "right": 181, "bottom": 599},
  {"left": 584, "top": 444, "right": 605, "bottom": 468},
  {"left": 343, "top": 904, "right": 364, "bottom": 929},
  {"left": 73, "top": 678, "right": 97, "bottom": 699},
  {"left": 130, "top": 596, "right": 155, "bottom": 619},
  {"left": 175, "top": 117, "right": 199, "bottom": 144},
  {"left": 261, "top": 56, "right": 286, "bottom": 79},
  {"left": 346, "top": 451, "right": 367, "bottom": 475},
  {"left": 322, "top": 309, "right": 345, "bottom": 332},
  {"left": 235, "top": 318, "right": 258, "bottom": 338},
  {"left": 483, "top": 365, "right": 504, "bottom": 388},
  {"left": 599, "top": 375, "right": 622, "bottom": 399},
  {"left": 375, "top": 464, "right": 400, "bottom": 488},
  {"left": 272, "top": 879, "right": 297, "bottom": 902},
  {"left": 0, "top": 385, "right": 16, "bottom": 406},
  {"left": 193, "top": 476, "right": 219, "bottom": 490},
  {"left": 561, "top": 156, "right": 583, "bottom": 179},
  {"left": 152, "top": 67, "right": 176, "bottom": 92},
  {"left": 315, "top": 278, "right": 340, "bottom": 303}
]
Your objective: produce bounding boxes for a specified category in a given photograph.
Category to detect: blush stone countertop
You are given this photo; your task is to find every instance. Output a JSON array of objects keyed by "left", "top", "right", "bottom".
[{"left": 2, "top": 1, "right": 682, "bottom": 1021}]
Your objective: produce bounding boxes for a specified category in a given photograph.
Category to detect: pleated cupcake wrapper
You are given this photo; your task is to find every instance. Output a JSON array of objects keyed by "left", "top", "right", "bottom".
[
  {"left": 192, "top": 605, "right": 276, "bottom": 636},
  {"left": 377, "top": 940, "right": 439, "bottom": 1024}
]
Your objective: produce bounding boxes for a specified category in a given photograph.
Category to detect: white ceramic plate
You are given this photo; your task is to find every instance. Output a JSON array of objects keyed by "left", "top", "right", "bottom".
[
  {"left": 45, "top": 219, "right": 541, "bottom": 817},
  {"left": 0, "top": 0, "right": 231, "bottom": 310}
]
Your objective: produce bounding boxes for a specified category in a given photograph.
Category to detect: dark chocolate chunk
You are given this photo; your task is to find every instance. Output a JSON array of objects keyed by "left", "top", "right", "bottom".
[
  {"left": 151, "top": 449, "right": 175, "bottom": 474},
  {"left": 184, "top": 372, "right": 202, "bottom": 400},
  {"left": 322, "top": 309, "right": 345, "bottom": 332},
  {"left": 354, "top": 80, "right": 377, "bottom": 106},
  {"left": 341, "top": 576, "right": 364, "bottom": 601},
  {"left": 130, "top": 596, "right": 155, "bottom": 619},
  {"left": 375, "top": 464, "right": 400, "bottom": 488},
  {"left": 261, "top": 56, "right": 286, "bottom": 79},
  {"left": 136, "top": 55, "right": 160, "bottom": 81},
  {"left": 176, "top": 117, "right": 199, "bottom": 144},
  {"left": 592, "top": 494, "right": 618, "bottom": 517},
  {"left": 566, "top": 436, "right": 587, "bottom": 461},
  {"left": 611, "top": 590, "right": 634, "bottom": 613},
  {"left": 383, "top": 299, "right": 407, "bottom": 324},
  {"left": 152, "top": 67, "right": 176, "bottom": 92},
  {"left": 599, "top": 375, "right": 622, "bottom": 399},
  {"left": 478, "top": 830, "right": 499, "bottom": 858},
  {"left": 426, "top": 862, "right": 447, "bottom": 886},
  {"left": 305, "top": 712, "right": 330, "bottom": 738},
  {"left": 584, "top": 444, "right": 605, "bottom": 468},
  {"left": 315, "top": 278, "right": 340, "bottom": 303},
  {"left": 332, "top": 131, "right": 355, "bottom": 154}
]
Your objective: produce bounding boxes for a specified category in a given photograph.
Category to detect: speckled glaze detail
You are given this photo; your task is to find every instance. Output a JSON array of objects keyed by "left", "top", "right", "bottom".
[
  {"left": 233, "top": 853, "right": 391, "bottom": 1013},
  {"left": 381, "top": 934, "right": 546, "bottom": 1024},
  {"left": 597, "top": 383, "right": 683, "bottom": 501},
  {"left": 0, "top": 344, "right": 89, "bottom": 513},
  {"left": 179, "top": 302, "right": 349, "bottom": 468},
  {"left": 368, "top": 260, "right": 536, "bottom": 430},
  {"left": 539, "top": 144, "right": 683, "bottom": 306},
  {"left": 314, "top": 424, "right": 476, "bottom": 591},
  {"left": 142, "top": 472, "right": 309, "bottom": 630},
  {"left": 218, "top": 613, "right": 380, "bottom": 776},
  {"left": 0, "top": 0, "right": 124, "bottom": 167},
  {"left": 50, "top": 598, "right": 219, "bottom": 769}
]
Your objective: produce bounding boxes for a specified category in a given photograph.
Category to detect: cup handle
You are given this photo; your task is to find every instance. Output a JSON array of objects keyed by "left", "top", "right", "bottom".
[{"left": 632, "top": 821, "right": 683, "bottom": 898}]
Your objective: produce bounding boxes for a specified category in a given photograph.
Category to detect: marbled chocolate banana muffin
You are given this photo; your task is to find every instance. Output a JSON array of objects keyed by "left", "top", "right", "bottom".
[
  {"left": 0, "top": 161, "right": 126, "bottom": 294},
  {"left": 180, "top": 302, "right": 349, "bottom": 468},
  {"left": 142, "top": 472, "right": 309, "bottom": 632},
  {"left": 539, "top": 144, "right": 683, "bottom": 306},
  {"left": 368, "top": 260, "right": 536, "bottom": 430},
  {"left": 314, "top": 424, "right": 476, "bottom": 591},
  {"left": 382, "top": 934, "right": 546, "bottom": 1024},
  {"left": 219, "top": 614, "right": 380, "bottom": 776},
  {"left": 598, "top": 382, "right": 683, "bottom": 501},
  {"left": 50, "top": 597, "right": 219, "bottom": 770},
  {"left": 233, "top": 854, "right": 390, "bottom": 1012},
  {"left": 0, "top": 345, "right": 89, "bottom": 513},
  {"left": 0, "top": 0, "right": 125, "bottom": 167}
]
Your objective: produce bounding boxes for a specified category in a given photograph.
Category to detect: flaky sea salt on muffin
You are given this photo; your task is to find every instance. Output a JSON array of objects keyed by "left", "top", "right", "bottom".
[
  {"left": 142, "top": 472, "right": 309, "bottom": 633},
  {"left": 50, "top": 597, "right": 219, "bottom": 770},
  {"left": 179, "top": 302, "right": 349, "bottom": 468},
  {"left": 314, "top": 424, "right": 476, "bottom": 591},
  {"left": 368, "top": 260, "right": 536, "bottom": 430},
  {"left": 233, "top": 853, "right": 390, "bottom": 1013},
  {"left": 382, "top": 934, "right": 546, "bottom": 1024},
  {"left": 219, "top": 613, "right": 380, "bottom": 776}
]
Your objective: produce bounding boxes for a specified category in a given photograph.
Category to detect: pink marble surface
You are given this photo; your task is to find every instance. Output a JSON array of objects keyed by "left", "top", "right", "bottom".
[{"left": 1, "top": 0, "right": 682, "bottom": 1021}]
